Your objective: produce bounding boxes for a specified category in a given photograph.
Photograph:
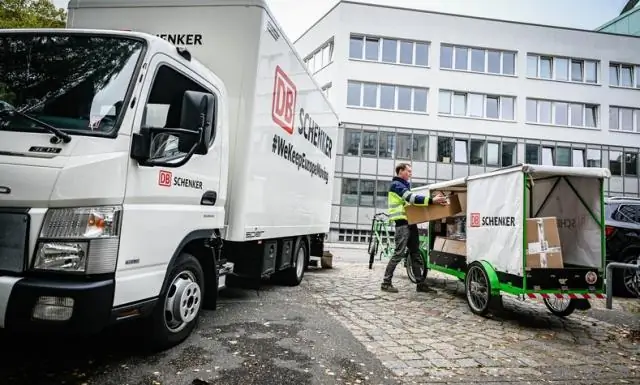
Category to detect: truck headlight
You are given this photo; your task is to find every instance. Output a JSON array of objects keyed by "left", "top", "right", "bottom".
[{"left": 33, "top": 206, "right": 122, "bottom": 274}]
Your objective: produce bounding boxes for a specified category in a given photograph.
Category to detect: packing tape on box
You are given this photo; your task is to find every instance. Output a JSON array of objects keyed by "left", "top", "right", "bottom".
[{"left": 526, "top": 218, "right": 560, "bottom": 268}]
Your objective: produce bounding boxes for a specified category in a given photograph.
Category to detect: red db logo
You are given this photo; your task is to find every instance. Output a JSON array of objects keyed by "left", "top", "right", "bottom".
[
  {"left": 158, "top": 170, "right": 172, "bottom": 187},
  {"left": 272, "top": 65, "right": 297, "bottom": 134},
  {"left": 470, "top": 213, "right": 481, "bottom": 227}
]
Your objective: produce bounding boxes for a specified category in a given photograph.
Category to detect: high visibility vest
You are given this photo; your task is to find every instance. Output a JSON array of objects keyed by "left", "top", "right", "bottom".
[
  {"left": 387, "top": 183, "right": 430, "bottom": 222},
  {"left": 388, "top": 191, "right": 408, "bottom": 222}
]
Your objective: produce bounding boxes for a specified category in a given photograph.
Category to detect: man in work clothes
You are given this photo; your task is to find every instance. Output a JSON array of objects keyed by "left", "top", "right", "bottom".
[{"left": 381, "top": 163, "right": 447, "bottom": 293}]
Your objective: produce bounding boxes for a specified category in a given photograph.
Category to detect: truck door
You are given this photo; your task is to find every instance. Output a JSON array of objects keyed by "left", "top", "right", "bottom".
[{"left": 114, "top": 53, "right": 225, "bottom": 307}]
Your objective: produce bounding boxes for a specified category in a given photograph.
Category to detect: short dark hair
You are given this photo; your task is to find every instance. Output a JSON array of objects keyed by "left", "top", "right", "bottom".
[{"left": 395, "top": 163, "right": 411, "bottom": 175}]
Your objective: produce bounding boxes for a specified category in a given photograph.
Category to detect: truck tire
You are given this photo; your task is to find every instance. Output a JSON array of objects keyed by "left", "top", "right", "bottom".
[
  {"left": 281, "top": 237, "right": 307, "bottom": 286},
  {"left": 146, "top": 252, "right": 205, "bottom": 350}
]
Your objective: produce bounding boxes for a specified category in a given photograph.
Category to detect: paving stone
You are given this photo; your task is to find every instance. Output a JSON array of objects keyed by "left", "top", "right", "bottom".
[{"left": 302, "top": 261, "right": 640, "bottom": 384}]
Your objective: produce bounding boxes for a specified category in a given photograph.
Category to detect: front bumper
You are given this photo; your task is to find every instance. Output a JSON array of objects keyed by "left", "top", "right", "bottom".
[{"left": 3, "top": 277, "right": 114, "bottom": 335}]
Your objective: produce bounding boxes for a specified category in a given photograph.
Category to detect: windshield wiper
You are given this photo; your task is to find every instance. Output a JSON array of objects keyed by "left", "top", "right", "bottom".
[{"left": 0, "top": 108, "right": 72, "bottom": 143}]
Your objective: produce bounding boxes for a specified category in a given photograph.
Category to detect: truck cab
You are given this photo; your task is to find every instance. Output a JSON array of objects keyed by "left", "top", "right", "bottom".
[{"left": 0, "top": 29, "right": 231, "bottom": 348}]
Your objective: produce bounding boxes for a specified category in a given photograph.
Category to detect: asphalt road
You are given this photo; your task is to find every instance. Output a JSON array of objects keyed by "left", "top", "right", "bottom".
[{"left": 0, "top": 279, "right": 400, "bottom": 385}]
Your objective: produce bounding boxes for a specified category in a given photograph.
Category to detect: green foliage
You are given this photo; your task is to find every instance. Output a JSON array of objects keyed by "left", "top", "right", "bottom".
[{"left": 0, "top": 0, "right": 67, "bottom": 29}]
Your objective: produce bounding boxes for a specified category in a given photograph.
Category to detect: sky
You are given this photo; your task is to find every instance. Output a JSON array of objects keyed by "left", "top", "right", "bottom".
[{"left": 52, "top": 0, "right": 630, "bottom": 41}]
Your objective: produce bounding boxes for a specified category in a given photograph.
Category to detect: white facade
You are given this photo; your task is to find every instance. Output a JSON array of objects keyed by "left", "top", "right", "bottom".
[{"left": 294, "top": 1, "right": 640, "bottom": 244}]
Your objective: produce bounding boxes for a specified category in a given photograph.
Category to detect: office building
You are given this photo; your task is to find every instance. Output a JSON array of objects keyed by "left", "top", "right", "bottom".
[{"left": 294, "top": 1, "right": 640, "bottom": 244}]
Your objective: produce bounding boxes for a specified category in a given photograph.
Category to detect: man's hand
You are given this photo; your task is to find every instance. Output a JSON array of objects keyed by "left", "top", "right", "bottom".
[{"left": 432, "top": 194, "right": 448, "bottom": 206}]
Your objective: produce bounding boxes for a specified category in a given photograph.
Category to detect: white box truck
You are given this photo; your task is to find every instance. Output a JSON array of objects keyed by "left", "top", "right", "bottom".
[{"left": 0, "top": 0, "right": 338, "bottom": 349}]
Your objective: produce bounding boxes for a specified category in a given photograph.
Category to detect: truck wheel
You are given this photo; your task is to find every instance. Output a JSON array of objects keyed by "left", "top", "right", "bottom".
[
  {"left": 282, "top": 238, "right": 307, "bottom": 286},
  {"left": 465, "top": 262, "right": 492, "bottom": 316},
  {"left": 543, "top": 297, "right": 577, "bottom": 317},
  {"left": 147, "top": 253, "right": 205, "bottom": 350}
]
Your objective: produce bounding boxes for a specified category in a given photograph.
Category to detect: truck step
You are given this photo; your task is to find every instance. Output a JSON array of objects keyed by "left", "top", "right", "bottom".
[{"left": 218, "top": 262, "right": 234, "bottom": 290}]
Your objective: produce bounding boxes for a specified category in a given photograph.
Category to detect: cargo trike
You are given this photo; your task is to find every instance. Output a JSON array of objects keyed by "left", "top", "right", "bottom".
[{"left": 409, "top": 164, "right": 611, "bottom": 317}]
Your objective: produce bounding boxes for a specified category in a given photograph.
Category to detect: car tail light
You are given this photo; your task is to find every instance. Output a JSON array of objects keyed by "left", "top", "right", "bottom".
[{"left": 605, "top": 225, "right": 615, "bottom": 238}]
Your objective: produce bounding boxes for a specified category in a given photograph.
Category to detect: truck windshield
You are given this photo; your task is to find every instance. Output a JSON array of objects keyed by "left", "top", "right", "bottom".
[{"left": 0, "top": 33, "right": 145, "bottom": 136}]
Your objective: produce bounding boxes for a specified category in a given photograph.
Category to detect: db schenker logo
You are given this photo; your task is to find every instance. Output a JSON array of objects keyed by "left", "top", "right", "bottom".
[{"left": 271, "top": 65, "right": 297, "bottom": 135}]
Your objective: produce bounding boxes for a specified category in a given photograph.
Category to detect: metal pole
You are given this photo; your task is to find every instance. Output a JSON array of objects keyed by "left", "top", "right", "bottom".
[{"left": 606, "top": 262, "right": 640, "bottom": 309}]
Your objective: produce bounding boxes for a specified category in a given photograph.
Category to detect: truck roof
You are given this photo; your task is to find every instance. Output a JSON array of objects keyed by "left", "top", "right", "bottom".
[{"left": 68, "top": 0, "right": 269, "bottom": 9}]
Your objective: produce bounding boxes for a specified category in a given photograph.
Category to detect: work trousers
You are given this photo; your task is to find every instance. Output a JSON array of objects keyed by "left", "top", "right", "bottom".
[{"left": 383, "top": 224, "right": 425, "bottom": 284}]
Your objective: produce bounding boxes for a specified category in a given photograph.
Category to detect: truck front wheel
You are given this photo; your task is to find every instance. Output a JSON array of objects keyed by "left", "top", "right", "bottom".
[{"left": 147, "top": 253, "right": 205, "bottom": 350}]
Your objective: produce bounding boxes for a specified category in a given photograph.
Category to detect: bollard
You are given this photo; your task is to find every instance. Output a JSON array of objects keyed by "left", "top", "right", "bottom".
[{"left": 606, "top": 262, "right": 640, "bottom": 309}]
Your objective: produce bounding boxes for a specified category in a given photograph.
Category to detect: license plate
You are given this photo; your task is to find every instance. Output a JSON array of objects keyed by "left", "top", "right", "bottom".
[{"left": 0, "top": 212, "right": 28, "bottom": 272}]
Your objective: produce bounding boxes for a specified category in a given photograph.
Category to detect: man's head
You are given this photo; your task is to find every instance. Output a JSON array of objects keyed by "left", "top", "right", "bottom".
[{"left": 395, "top": 163, "right": 412, "bottom": 180}]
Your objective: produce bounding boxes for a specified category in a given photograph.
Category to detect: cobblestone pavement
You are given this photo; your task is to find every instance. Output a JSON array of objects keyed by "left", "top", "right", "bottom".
[{"left": 303, "top": 254, "right": 640, "bottom": 384}]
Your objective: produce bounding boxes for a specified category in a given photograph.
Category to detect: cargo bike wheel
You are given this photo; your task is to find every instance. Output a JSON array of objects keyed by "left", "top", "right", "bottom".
[
  {"left": 465, "top": 262, "right": 495, "bottom": 316},
  {"left": 542, "top": 297, "right": 576, "bottom": 317},
  {"left": 405, "top": 252, "right": 427, "bottom": 284}
]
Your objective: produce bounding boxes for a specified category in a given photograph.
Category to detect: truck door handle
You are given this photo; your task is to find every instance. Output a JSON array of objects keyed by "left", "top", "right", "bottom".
[{"left": 201, "top": 191, "right": 217, "bottom": 206}]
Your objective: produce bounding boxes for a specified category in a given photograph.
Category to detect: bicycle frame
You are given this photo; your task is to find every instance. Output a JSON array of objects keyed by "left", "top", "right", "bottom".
[{"left": 368, "top": 213, "right": 396, "bottom": 268}]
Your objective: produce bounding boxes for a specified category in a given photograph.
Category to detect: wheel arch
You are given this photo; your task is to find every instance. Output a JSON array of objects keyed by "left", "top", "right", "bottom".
[
  {"left": 478, "top": 260, "right": 501, "bottom": 295},
  {"left": 161, "top": 229, "right": 220, "bottom": 308}
]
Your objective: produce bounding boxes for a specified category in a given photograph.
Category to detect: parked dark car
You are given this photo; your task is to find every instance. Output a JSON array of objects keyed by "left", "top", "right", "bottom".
[{"left": 605, "top": 197, "right": 640, "bottom": 297}]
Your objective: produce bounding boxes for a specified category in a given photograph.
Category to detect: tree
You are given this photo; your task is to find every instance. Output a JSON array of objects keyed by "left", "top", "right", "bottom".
[{"left": 0, "top": 0, "right": 67, "bottom": 29}]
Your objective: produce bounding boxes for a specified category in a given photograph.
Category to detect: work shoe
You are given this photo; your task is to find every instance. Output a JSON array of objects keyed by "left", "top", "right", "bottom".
[
  {"left": 416, "top": 282, "right": 437, "bottom": 293},
  {"left": 381, "top": 283, "right": 399, "bottom": 293}
]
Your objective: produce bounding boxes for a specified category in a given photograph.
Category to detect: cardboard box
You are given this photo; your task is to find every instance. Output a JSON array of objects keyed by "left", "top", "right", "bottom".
[
  {"left": 525, "top": 217, "right": 564, "bottom": 269},
  {"left": 406, "top": 193, "right": 463, "bottom": 225},
  {"left": 432, "top": 236, "right": 467, "bottom": 256}
]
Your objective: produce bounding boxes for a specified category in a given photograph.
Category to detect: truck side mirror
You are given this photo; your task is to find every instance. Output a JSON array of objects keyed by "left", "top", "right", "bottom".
[{"left": 178, "top": 90, "right": 216, "bottom": 155}]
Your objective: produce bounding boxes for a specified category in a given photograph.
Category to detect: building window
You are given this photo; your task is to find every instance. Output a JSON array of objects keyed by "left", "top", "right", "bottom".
[
  {"left": 587, "top": 149, "right": 601, "bottom": 167},
  {"left": 376, "top": 180, "right": 391, "bottom": 208},
  {"left": 556, "top": 146, "right": 571, "bottom": 166},
  {"left": 396, "top": 133, "right": 412, "bottom": 159},
  {"left": 359, "top": 180, "right": 376, "bottom": 206},
  {"left": 501, "top": 142, "right": 517, "bottom": 167},
  {"left": 572, "top": 149, "right": 585, "bottom": 167},
  {"left": 349, "top": 34, "right": 430, "bottom": 67},
  {"left": 454, "top": 139, "right": 468, "bottom": 163},
  {"left": 361, "top": 130, "right": 378, "bottom": 157},
  {"left": 526, "top": 144, "right": 540, "bottom": 164},
  {"left": 440, "top": 45, "right": 453, "bottom": 69},
  {"left": 349, "top": 35, "right": 364, "bottom": 59},
  {"left": 440, "top": 90, "right": 515, "bottom": 121},
  {"left": 469, "top": 140, "right": 484, "bottom": 165},
  {"left": 527, "top": 54, "right": 598, "bottom": 84},
  {"left": 378, "top": 131, "right": 395, "bottom": 159},
  {"left": 346, "top": 80, "right": 428, "bottom": 113},
  {"left": 347, "top": 81, "right": 361, "bottom": 106},
  {"left": 487, "top": 142, "right": 500, "bottom": 166},
  {"left": 304, "top": 39, "right": 334, "bottom": 74},
  {"left": 413, "top": 134, "right": 428, "bottom": 161},
  {"left": 609, "top": 62, "right": 640, "bottom": 88},
  {"left": 344, "top": 128, "right": 361, "bottom": 156},
  {"left": 527, "top": 98, "right": 598, "bottom": 128},
  {"left": 609, "top": 106, "right": 640, "bottom": 133},
  {"left": 609, "top": 150, "right": 622, "bottom": 176},
  {"left": 341, "top": 179, "right": 359, "bottom": 206},
  {"left": 437, "top": 137, "right": 452, "bottom": 163},
  {"left": 625, "top": 151, "right": 638, "bottom": 176},
  {"left": 440, "top": 43, "right": 516, "bottom": 76}
]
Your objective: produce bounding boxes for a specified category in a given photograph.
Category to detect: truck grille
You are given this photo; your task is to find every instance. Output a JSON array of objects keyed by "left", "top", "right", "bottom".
[{"left": 0, "top": 209, "right": 29, "bottom": 273}]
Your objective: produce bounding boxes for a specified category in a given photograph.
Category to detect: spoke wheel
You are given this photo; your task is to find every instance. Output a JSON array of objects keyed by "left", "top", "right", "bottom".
[
  {"left": 465, "top": 263, "right": 492, "bottom": 316},
  {"left": 543, "top": 297, "right": 577, "bottom": 317},
  {"left": 406, "top": 253, "right": 427, "bottom": 284}
]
